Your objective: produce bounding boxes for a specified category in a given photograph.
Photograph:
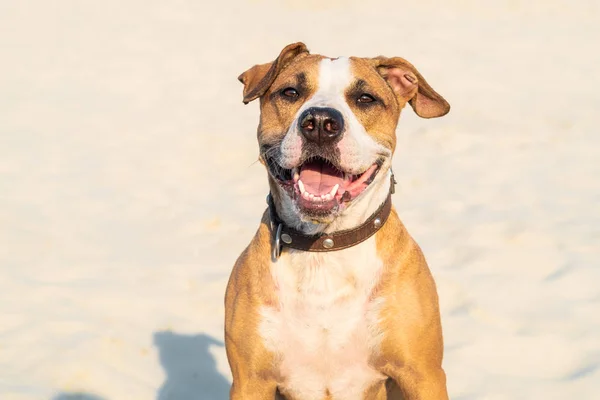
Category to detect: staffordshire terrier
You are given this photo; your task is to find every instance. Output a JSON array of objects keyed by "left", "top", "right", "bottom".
[{"left": 225, "top": 42, "right": 450, "bottom": 400}]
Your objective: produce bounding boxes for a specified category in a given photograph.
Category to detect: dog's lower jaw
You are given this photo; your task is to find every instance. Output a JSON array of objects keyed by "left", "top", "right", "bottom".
[{"left": 268, "top": 166, "right": 392, "bottom": 236}]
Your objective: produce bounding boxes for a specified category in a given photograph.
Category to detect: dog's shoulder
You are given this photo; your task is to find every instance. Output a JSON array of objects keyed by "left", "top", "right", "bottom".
[{"left": 225, "top": 210, "right": 275, "bottom": 309}]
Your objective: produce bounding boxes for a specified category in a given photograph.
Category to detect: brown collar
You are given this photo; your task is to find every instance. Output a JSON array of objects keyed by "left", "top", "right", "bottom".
[{"left": 267, "top": 173, "right": 396, "bottom": 259}]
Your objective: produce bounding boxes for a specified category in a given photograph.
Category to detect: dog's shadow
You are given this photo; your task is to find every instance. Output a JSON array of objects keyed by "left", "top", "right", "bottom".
[{"left": 154, "top": 331, "right": 231, "bottom": 400}]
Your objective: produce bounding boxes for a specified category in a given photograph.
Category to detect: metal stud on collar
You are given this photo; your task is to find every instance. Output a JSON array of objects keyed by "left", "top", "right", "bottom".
[
  {"left": 322, "top": 238, "right": 334, "bottom": 249},
  {"left": 281, "top": 233, "right": 292, "bottom": 244},
  {"left": 373, "top": 218, "right": 382, "bottom": 229}
]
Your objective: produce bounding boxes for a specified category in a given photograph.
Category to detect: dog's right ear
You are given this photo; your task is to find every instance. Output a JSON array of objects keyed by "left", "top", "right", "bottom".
[
  {"left": 371, "top": 56, "right": 450, "bottom": 118},
  {"left": 238, "top": 42, "right": 309, "bottom": 104}
]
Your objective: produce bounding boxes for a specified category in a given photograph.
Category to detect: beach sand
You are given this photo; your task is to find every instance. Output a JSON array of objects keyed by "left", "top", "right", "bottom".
[{"left": 1, "top": 1, "right": 599, "bottom": 399}]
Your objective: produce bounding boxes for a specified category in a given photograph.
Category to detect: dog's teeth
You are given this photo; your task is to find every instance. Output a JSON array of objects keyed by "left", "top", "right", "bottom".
[
  {"left": 298, "top": 180, "right": 337, "bottom": 202},
  {"left": 329, "top": 184, "right": 339, "bottom": 197},
  {"left": 293, "top": 168, "right": 299, "bottom": 182},
  {"left": 298, "top": 179, "right": 305, "bottom": 194}
]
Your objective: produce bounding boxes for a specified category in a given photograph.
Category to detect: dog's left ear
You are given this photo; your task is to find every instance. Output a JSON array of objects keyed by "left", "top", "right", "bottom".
[
  {"left": 372, "top": 57, "right": 450, "bottom": 118},
  {"left": 238, "top": 42, "right": 309, "bottom": 104}
]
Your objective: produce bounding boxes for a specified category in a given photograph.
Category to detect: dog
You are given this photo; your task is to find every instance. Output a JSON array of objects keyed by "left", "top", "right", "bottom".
[{"left": 225, "top": 42, "right": 450, "bottom": 400}]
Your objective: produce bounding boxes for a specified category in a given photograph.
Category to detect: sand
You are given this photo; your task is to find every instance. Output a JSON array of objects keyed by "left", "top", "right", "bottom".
[{"left": 1, "top": 0, "right": 599, "bottom": 399}]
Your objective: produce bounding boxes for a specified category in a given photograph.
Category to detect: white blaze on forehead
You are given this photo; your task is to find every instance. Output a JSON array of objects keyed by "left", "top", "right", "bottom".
[{"left": 312, "top": 57, "right": 353, "bottom": 103}]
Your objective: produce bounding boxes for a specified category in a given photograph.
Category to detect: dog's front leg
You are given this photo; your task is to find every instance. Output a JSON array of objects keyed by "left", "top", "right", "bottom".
[
  {"left": 374, "top": 237, "right": 450, "bottom": 399},
  {"left": 374, "top": 296, "right": 450, "bottom": 400},
  {"left": 381, "top": 362, "right": 449, "bottom": 400},
  {"left": 225, "top": 237, "right": 279, "bottom": 400},
  {"left": 225, "top": 306, "right": 279, "bottom": 400},
  {"left": 375, "top": 292, "right": 450, "bottom": 400},
  {"left": 228, "top": 350, "right": 278, "bottom": 400}
]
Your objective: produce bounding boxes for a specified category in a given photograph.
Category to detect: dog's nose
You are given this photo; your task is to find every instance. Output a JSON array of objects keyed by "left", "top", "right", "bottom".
[{"left": 298, "top": 107, "right": 344, "bottom": 144}]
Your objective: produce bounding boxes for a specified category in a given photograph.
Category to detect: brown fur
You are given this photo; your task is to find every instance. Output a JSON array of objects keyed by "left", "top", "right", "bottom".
[
  {"left": 347, "top": 57, "right": 402, "bottom": 152},
  {"left": 225, "top": 210, "right": 448, "bottom": 399},
  {"left": 257, "top": 54, "right": 324, "bottom": 146},
  {"left": 226, "top": 42, "right": 450, "bottom": 399},
  {"left": 224, "top": 212, "right": 280, "bottom": 398},
  {"left": 372, "top": 210, "right": 448, "bottom": 399}
]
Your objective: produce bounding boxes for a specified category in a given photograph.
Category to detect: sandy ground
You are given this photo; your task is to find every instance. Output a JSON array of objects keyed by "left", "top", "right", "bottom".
[{"left": 1, "top": 0, "right": 599, "bottom": 399}]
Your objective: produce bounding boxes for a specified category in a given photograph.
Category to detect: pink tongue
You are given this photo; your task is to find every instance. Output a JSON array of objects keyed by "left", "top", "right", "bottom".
[{"left": 299, "top": 160, "right": 344, "bottom": 196}]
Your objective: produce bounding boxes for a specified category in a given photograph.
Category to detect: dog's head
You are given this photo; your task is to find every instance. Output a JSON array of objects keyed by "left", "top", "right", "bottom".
[{"left": 239, "top": 42, "right": 449, "bottom": 231}]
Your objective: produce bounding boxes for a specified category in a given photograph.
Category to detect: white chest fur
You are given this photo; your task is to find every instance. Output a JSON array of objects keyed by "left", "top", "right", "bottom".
[{"left": 259, "top": 236, "right": 386, "bottom": 400}]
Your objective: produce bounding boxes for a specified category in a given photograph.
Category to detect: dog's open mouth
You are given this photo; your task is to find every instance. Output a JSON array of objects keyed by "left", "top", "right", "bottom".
[{"left": 267, "top": 155, "right": 381, "bottom": 214}]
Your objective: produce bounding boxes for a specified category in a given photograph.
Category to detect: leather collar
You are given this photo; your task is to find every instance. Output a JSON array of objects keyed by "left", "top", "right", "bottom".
[{"left": 267, "top": 172, "right": 396, "bottom": 259}]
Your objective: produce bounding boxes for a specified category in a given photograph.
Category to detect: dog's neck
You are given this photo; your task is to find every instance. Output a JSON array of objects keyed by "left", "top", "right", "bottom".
[{"left": 274, "top": 169, "right": 393, "bottom": 236}]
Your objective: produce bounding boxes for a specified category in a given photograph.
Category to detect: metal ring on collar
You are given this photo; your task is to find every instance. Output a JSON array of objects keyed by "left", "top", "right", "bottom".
[{"left": 272, "top": 223, "right": 283, "bottom": 260}]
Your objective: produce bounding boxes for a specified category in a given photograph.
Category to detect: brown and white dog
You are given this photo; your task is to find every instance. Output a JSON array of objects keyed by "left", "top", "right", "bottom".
[{"left": 225, "top": 42, "right": 450, "bottom": 400}]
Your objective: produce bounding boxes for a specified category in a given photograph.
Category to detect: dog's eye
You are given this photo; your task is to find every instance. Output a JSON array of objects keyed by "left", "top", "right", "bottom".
[
  {"left": 357, "top": 94, "right": 376, "bottom": 104},
  {"left": 282, "top": 88, "right": 300, "bottom": 98}
]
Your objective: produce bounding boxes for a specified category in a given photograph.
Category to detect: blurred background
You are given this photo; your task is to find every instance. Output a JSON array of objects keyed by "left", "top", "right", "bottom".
[{"left": 1, "top": 0, "right": 599, "bottom": 399}]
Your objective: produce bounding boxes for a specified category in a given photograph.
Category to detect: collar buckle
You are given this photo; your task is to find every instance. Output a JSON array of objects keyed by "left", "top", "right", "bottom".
[{"left": 272, "top": 223, "right": 283, "bottom": 261}]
